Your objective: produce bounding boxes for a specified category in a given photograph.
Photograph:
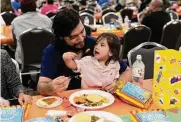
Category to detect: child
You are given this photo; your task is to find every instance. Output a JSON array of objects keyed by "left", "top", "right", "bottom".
[{"left": 63, "top": 33, "right": 121, "bottom": 92}]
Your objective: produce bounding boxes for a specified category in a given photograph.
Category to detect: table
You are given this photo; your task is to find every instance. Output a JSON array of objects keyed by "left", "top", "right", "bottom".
[
  {"left": 26, "top": 79, "right": 160, "bottom": 121},
  {"left": 0, "top": 25, "right": 14, "bottom": 45},
  {"left": 91, "top": 29, "right": 124, "bottom": 38}
]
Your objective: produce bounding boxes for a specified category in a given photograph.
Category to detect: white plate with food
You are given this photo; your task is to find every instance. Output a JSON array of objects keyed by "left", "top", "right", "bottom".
[
  {"left": 69, "top": 90, "right": 115, "bottom": 110},
  {"left": 36, "top": 96, "right": 63, "bottom": 108},
  {"left": 68, "top": 111, "right": 123, "bottom": 122}
]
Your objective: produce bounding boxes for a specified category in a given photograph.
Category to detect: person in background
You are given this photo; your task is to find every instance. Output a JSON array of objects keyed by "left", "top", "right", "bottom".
[
  {"left": 98, "top": 0, "right": 109, "bottom": 6},
  {"left": 11, "top": 0, "right": 21, "bottom": 15},
  {"left": 11, "top": 0, "right": 52, "bottom": 65},
  {"left": 37, "top": 8, "right": 132, "bottom": 96},
  {"left": 0, "top": 49, "right": 32, "bottom": 106},
  {"left": 40, "top": 0, "right": 59, "bottom": 15},
  {"left": 1, "top": 0, "right": 12, "bottom": 12},
  {"left": 141, "top": 0, "right": 170, "bottom": 43},
  {"left": 63, "top": 33, "right": 121, "bottom": 93}
]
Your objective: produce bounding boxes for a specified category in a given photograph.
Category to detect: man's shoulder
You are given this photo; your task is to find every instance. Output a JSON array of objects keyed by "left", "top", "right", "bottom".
[
  {"left": 85, "top": 36, "right": 96, "bottom": 47},
  {"left": 44, "top": 44, "right": 60, "bottom": 56}
]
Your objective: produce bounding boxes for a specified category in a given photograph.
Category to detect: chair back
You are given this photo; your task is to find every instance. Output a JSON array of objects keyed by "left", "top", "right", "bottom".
[
  {"left": 160, "top": 20, "right": 181, "bottom": 49},
  {"left": 80, "top": 12, "right": 96, "bottom": 25},
  {"left": 122, "top": 25, "right": 151, "bottom": 59},
  {"left": 120, "top": 8, "right": 133, "bottom": 22},
  {"left": 102, "top": 12, "right": 119, "bottom": 25},
  {"left": 102, "top": 8, "right": 116, "bottom": 16},
  {"left": 1, "top": 12, "right": 17, "bottom": 25},
  {"left": 166, "top": 10, "right": 179, "bottom": 20},
  {"left": 175, "top": 33, "right": 181, "bottom": 50},
  {"left": 19, "top": 27, "right": 53, "bottom": 70},
  {"left": 79, "top": 9, "right": 94, "bottom": 15},
  {"left": 11, "top": 58, "right": 20, "bottom": 74},
  {"left": 128, "top": 42, "right": 167, "bottom": 79},
  {"left": 46, "top": 11, "right": 57, "bottom": 18}
]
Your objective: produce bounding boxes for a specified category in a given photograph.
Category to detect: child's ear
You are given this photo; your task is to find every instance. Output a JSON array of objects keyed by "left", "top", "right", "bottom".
[{"left": 109, "top": 52, "right": 113, "bottom": 56}]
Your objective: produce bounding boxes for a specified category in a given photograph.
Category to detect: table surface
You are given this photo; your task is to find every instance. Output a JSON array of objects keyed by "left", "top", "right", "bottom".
[
  {"left": 0, "top": 25, "right": 14, "bottom": 45},
  {"left": 26, "top": 79, "right": 160, "bottom": 121}
]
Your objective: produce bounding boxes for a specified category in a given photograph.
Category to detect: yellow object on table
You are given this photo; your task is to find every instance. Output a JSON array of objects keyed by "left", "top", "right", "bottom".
[
  {"left": 153, "top": 49, "right": 181, "bottom": 109},
  {"left": 115, "top": 80, "right": 152, "bottom": 109}
]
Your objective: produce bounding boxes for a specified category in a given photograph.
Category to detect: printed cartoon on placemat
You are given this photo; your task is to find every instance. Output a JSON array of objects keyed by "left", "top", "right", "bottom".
[
  {"left": 153, "top": 50, "right": 181, "bottom": 109},
  {"left": 0, "top": 107, "right": 24, "bottom": 122}
]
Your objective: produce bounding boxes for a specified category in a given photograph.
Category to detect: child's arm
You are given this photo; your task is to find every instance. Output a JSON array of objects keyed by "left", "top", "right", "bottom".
[{"left": 62, "top": 52, "right": 77, "bottom": 70}]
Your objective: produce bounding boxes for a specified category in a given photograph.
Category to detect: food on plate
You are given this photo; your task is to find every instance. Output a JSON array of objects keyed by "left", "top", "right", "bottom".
[
  {"left": 74, "top": 113, "right": 92, "bottom": 122},
  {"left": 42, "top": 97, "right": 57, "bottom": 105},
  {"left": 86, "top": 94, "right": 104, "bottom": 102},
  {"left": 74, "top": 96, "right": 87, "bottom": 104},
  {"left": 73, "top": 113, "right": 116, "bottom": 122},
  {"left": 73, "top": 94, "right": 109, "bottom": 107}
]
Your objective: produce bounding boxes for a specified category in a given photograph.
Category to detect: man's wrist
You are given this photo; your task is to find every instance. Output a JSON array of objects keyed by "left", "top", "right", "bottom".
[{"left": 45, "top": 82, "right": 54, "bottom": 96}]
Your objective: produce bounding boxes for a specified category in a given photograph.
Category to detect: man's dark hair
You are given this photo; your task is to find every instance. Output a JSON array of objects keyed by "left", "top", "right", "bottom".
[
  {"left": 52, "top": 8, "right": 81, "bottom": 47},
  {"left": 20, "top": 0, "right": 36, "bottom": 13},
  {"left": 53, "top": 8, "right": 80, "bottom": 37},
  {"left": 96, "top": 33, "right": 121, "bottom": 65}
]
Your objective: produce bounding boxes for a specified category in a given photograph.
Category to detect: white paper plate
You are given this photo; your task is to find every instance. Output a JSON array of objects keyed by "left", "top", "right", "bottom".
[
  {"left": 69, "top": 90, "right": 115, "bottom": 110},
  {"left": 36, "top": 96, "right": 62, "bottom": 108},
  {"left": 68, "top": 111, "right": 123, "bottom": 122}
]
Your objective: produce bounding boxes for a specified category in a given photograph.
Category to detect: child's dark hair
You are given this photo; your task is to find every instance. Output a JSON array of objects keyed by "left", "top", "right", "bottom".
[{"left": 96, "top": 33, "right": 121, "bottom": 65}]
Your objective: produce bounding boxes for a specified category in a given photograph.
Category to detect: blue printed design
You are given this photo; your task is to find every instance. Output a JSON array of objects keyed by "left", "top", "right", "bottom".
[
  {"left": 27, "top": 117, "right": 55, "bottom": 122},
  {"left": 136, "top": 111, "right": 171, "bottom": 122},
  {"left": 120, "top": 82, "right": 151, "bottom": 103},
  {"left": 0, "top": 108, "right": 24, "bottom": 122}
]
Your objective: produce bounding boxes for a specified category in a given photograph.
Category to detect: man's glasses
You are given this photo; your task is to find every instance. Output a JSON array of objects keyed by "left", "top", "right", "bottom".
[{"left": 66, "top": 28, "right": 85, "bottom": 40}]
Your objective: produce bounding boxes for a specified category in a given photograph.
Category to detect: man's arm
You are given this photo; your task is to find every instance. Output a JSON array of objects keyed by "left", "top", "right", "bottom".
[
  {"left": 37, "top": 77, "right": 55, "bottom": 96},
  {"left": 37, "top": 76, "right": 70, "bottom": 96}
]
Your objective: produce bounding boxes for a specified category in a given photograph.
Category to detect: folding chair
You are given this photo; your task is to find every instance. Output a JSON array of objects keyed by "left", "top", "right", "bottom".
[
  {"left": 102, "top": 12, "right": 119, "bottom": 25},
  {"left": 122, "top": 25, "right": 151, "bottom": 59},
  {"left": 1, "top": 11, "right": 17, "bottom": 25},
  {"left": 80, "top": 12, "right": 96, "bottom": 25},
  {"left": 128, "top": 42, "right": 167, "bottom": 79},
  {"left": 19, "top": 27, "right": 53, "bottom": 81},
  {"left": 160, "top": 20, "right": 181, "bottom": 49}
]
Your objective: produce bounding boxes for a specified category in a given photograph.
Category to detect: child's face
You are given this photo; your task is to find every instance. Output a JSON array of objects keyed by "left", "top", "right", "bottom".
[{"left": 94, "top": 38, "right": 111, "bottom": 61}]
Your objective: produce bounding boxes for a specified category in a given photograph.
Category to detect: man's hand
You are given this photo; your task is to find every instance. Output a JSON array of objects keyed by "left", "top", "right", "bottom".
[{"left": 51, "top": 76, "right": 70, "bottom": 94}]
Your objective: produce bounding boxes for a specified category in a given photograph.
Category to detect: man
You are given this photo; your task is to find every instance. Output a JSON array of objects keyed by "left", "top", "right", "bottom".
[
  {"left": 141, "top": 0, "right": 171, "bottom": 43},
  {"left": 11, "top": 0, "right": 52, "bottom": 65},
  {"left": 1, "top": 49, "right": 32, "bottom": 106},
  {"left": 37, "top": 8, "right": 131, "bottom": 96}
]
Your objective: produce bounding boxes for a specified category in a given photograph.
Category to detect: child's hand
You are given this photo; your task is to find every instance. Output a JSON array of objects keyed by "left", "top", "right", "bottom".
[
  {"left": 63, "top": 52, "right": 77, "bottom": 61},
  {"left": 102, "top": 82, "right": 117, "bottom": 93}
]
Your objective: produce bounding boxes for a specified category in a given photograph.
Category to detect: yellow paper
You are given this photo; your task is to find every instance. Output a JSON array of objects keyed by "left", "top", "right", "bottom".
[{"left": 153, "top": 49, "right": 181, "bottom": 109}]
